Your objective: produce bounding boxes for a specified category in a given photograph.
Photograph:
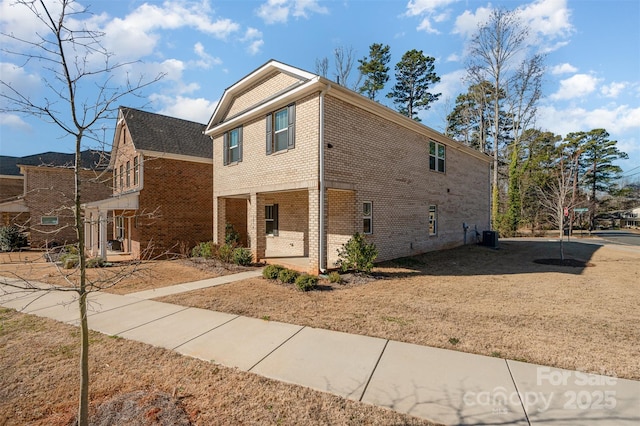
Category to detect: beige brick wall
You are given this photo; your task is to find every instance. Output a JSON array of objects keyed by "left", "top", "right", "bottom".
[
  {"left": 0, "top": 176, "right": 23, "bottom": 202},
  {"left": 324, "top": 94, "right": 490, "bottom": 263},
  {"left": 224, "top": 71, "right": 304, "bottom": 119},
  {"left": 327, "top": 189, "right": 356, "bottom": 268},
  {"left": 112, "top": 124, "right": 142, "bottom": 195},
  {"left": 262, "top": 190, "right": 309, "bottom": 257}
]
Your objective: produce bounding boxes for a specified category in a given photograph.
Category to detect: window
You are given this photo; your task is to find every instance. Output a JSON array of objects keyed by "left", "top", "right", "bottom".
[
  {"left": 119, "top": 164, "right": 124, "bottom": 190},
  {"left": 429, "top": 141, "right": 446, "bottom": 173},
  {"left": 428, "top": 205, "right": 437, "bottom": 235},
  {"left": 363, "top": 201, "right": 373, "bottom": 234},
  {"left": 133, "top": 156, "right": 139, "bottom": 185},
  {"left": 115, "top": 216, "right": 125, "bottom": 240},
  {"left": 265, "top": 204, "right": 279, "bottom": 236},
  {"left": 223, "top": 127, "right": 242, "bottom": 165},
  {"left": 125, "top": 161, "right": 131, "bottom": 187},
  {"left": 113, "top": 169, "right": 118, "bottom": 191},
  {"left": 266, "top": 104, "right": 295, "bottom": 154},
  {"left": 41, "top": 216, "right": 58, "bottom": 226}
]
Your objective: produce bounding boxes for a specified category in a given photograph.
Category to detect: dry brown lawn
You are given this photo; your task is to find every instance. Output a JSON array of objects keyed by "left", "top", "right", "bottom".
[
  {"left": 159, "top": 239, "right": 640, "bottom": 381},
  {"left": 0, "top": 308, "right": 433, "bottom": 425}
]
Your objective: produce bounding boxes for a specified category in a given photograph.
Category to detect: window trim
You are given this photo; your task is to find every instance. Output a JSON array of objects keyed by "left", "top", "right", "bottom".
[
  {"left": 223, "top": 126, "right": 243, "bottom": 165},
  {"left": 363, "top": 201, "right": 373, "bottom": 235},
  {"left": 429, "top": 140, "right": 446, "bottom": 173},
  {"left": 428, "top": 205, "right": 437, "bottom": 236},
  {"left": 133, "top": 156, "right": 139, "bottom": 186},
  {"left": 265, "top": 204, "right": 279, "bottom": 236},
  {"left": 266, "top": 103, "right": 295, "bottom": 155},
  {"left": 41, "top": 216, "right": 59, "bottom": 226}
]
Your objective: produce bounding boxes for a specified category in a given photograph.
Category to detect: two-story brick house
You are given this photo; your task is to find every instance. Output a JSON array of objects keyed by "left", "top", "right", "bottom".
[
  {"left": 205, "top": 60, "right": 491, "bottom": 273},
  {"left": 84, "top": 107, "right": 213, "bottom": 259},
  {"left": 0, "top": 151, "right": 111, "bottom": 248}
]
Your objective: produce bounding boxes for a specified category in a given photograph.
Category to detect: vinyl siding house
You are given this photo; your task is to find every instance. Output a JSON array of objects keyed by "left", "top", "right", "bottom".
[
  {"left": 0, "top": 151, "right": 111, "bottom": 248},
  {"left": 84, "top": 107, "right": 213, "bottom": 260},
  {"left": 205, "top": 60, "right": 491, "bottom": 274}
]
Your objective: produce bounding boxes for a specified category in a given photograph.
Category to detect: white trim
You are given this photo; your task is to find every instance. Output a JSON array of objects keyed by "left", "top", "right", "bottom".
[
  {"left": 83, "top": 192, "right": 139, "bottom": 210},
  {"left": 0, "top": 174, "right": 23, "bottom": 180},
  {"left": 138, "top": 150, "right": 213, "bottom": 164},
  {"left": 0, "top": 198, "right": 28, "bottom": 212}
]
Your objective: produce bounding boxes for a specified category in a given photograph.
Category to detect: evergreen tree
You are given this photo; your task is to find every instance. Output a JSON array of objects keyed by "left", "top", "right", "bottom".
[
  {"left": 357, "top": 43, "right": 391, "bottom": 101},
  {"left": 386, "top": 49, "right": 441, "bottom": 121}
]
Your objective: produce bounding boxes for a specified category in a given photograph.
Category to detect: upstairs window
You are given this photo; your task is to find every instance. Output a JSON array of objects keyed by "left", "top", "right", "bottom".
[
  {"left": 133, "top": 156, "right": 139, "bottom": 185},
  {"left": 266, "top": 104, "right": 295, "bottom": 154},
  {"left": 223, "top": 127, "right": 243, "bottom": 165},
  {"left": 119, "top": 164, "right": 124, "bottom": 190},
  {"left": 125, "top": 161, "right": 131, "bottom": 187},
  {"left": 429, "top": 141, "right": 446, "bottom": 173}
]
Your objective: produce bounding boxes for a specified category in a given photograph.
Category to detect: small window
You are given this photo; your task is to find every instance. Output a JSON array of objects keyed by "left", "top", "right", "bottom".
[
  {"left": 265, "top": 204, "right": 279, "bottom": 236},
  {"left": 113, "top": 169, "right": 118, "bottom": 191},
  {"left": 224, "top": 127, "right": 242, "bottom": 165},
  {"left": 126, "top": 161, "right": 131, "bottom": 187},
  {"left": 428, "top": 205, "right": 437, "bottom": 235},
  {"left": 363, "top": 201, "right": 373, "bottom": 234},
  {"left": 133, "top": 156, "right": 139, "bottom": 185},
  {"left": 119, "top": 164, "right": 124, "bottom": 189},
  {"left": 429, "top": 141, "right": 446, "bottom": 173},
  {"left": 41, "top": 216, "right": 58, "bottom": 226},
  {"left": 266, "top": 104, "right": 295, "bottom": 154}
]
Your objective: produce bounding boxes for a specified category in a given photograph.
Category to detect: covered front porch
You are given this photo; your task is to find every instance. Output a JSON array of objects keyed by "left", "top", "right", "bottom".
[
  {"left": 215, "top": 187, "right": 356, "bottom": 274},
  {"left": 83, "top": 192, "right": 139, "bottom": 260}
]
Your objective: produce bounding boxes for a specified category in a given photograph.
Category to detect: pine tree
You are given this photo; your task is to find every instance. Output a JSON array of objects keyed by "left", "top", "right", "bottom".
[{"left": 357, "top": 43, "right": 391, "bottom": 101}]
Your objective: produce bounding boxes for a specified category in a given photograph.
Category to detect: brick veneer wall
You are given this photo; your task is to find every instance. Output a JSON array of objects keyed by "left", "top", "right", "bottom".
[
  {"left": 224, "top": 71, "right": 302, "bottom": 119},
  {"left": 0, "top": 176, "right": 23, "bottom": 202},
  {"left": 23, "top": 166, "right": 112, "bottom": 248},
  {"left": 324, "top": 94, "right": 490, "bottom": 262},
  {"left": 136, "top": 157, "right": 213, "bottom": 258}
]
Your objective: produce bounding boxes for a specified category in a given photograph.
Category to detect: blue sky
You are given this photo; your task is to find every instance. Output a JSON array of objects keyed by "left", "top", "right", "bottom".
[{"left": 1, "top": 0, "right": 639, "bottom": 179}]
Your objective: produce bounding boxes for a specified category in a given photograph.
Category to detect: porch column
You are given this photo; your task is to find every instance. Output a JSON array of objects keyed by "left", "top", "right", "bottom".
[
  {"left": 308, "top": 188, "right": 320, "bottom": 274},
  {"left": 248, "top": 193, "right": 265, "bottom": 262},
  {"left": 99, "top": 210, "right": 108, "bottom": 259},
  {"left": 214, "top": 196, "right": 226, "bottom": 244}
]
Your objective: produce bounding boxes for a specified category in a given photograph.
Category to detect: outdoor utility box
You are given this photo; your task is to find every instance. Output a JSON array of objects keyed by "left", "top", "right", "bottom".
[{"left": 482, "top": 231, "right": 499, "bottom": 248}]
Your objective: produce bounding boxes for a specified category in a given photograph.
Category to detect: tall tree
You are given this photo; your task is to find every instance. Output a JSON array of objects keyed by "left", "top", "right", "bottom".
[
  {"left": 446, "top": 81, "right": 495, "bottom": 152},
  {"left": 466, "top": 8, "right": 531, "bottom": 230},
  {"left": 333, "top": 45, "right": 361, "bottom": 90},
  {"left": 0, "top": 1, "right": 162, "bottom": 424},
  {"left": 387, "top": 49, "right": 441, "bottom": 121},
  {"left": 357, "top": 43, "right": 391, "bottom": 101},
  {"left": 314, "top": 56, "right": 329, "bottom": 77}
]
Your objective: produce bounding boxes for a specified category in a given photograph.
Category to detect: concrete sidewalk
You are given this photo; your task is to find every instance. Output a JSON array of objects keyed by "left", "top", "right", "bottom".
[{"left": 1, "top": 274, "right": 638, "bottom": 425}]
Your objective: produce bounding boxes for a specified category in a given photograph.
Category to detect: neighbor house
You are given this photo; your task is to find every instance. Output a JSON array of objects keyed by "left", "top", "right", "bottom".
[
  {"left": 83, "top": 107, "right": 213, "bottom": 260},
  {"left": 205, "top": 60, "right": 492, "bottom": 273},
  {"left": 0, "top": 151, "right": 111, "bottom": 248},
  {"left": 0, "top": 155, "right": 26, "bottom": 227}
]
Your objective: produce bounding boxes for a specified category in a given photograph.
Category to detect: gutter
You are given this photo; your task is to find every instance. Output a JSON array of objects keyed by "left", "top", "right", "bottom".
[{"left": 319, "top": 83, "right": 331, "bottom": 273}]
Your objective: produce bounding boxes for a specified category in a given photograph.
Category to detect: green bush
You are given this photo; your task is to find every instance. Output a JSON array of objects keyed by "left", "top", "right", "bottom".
[
  {"left": 0, "top": 225, "right": 27, "bottom": 252},
  {"left": 336, "top": 232, "right": 378, "bottom": 273},
  {"left": 217, "top": 243, "right": 234, "bottom": 263},
  {"left": 263, "top": 264, "right": 284, "bottom": 280},
  {"left": 61, "top": 253, "right": 79, "bottom": 269},
  {"left": 233, "top": 247, "right": 253, "bottom": 266},
  {"left": 278, "top": 268, "right": 299, "bottom": 284},
  {"left": 191, "top": 241, "right": 217, "bottom": 258},
  {"left": 225, "top": 223, "right": 240, "bottom": 245},
  {"left": 86, "top": 257, "right": 106, "bottom": 268},
  {"left": 295, "top": 273, "right": 318, "bottom": 291},
  {"left": 327, "top": 271, "right": 343, "bottom": 284}
]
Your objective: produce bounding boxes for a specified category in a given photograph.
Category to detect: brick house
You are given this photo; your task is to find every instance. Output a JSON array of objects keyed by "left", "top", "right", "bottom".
[
  {"left": 205, "top": 60, "right": 491, "bottom": 273},
  {"left": 83, "top": 107, "right": 213, "bottom": 259},
  {"left": 0, "top": 151, "right": 111, "bottom": 248},
  {"left": 0, "top": 156, "right": 26, "bottom": 227}
]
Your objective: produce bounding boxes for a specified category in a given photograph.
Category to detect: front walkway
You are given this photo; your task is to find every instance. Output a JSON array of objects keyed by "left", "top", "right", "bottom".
[{"left": 0, "top": 272, "right": 638, "bottom": 425}]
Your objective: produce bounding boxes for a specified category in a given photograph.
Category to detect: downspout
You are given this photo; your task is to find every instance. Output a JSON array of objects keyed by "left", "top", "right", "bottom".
[{"left": 319, "top": 83, "right": 331, "bottom": 273}]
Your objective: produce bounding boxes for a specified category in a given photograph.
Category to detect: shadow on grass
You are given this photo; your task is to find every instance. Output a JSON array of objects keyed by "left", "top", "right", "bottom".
[{"left": 377, "top": 239, "right": 604, "bottom": 277}]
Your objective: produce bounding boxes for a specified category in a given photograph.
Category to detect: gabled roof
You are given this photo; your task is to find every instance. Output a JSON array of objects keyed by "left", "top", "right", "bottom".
[
  {"left": 1, "top": 151, "right": 108, "bottom": 175},
  {"left": 120, "top": 107, "right": 212, "bottom": 159}
]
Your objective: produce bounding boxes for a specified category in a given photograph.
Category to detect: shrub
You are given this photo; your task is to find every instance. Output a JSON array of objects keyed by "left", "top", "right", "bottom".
[
  {"left": 233, "top": 247, "right": 253, "bottom": 266},
  {"left": 86, "top": 257, "right": 106, "bottom": 268},
  {"left": 263, "top": 264, "right": 284, "bottom": 280},
  {"left": 225, "top": 223, "right": 240, "bottom": 246},
  {"left": 0, "top": 225, "right": 28, "bottom": 252},
  {"left": 61, "top": 253, "right": 79, "bottom": 269},
  {"left": 336, "top": 232, "right": 378, "bottom": 273},
  {"left": 278, "top": 268, "right": 299, "bottom": 284},
  {"left": 295, "top": 273, "right": 318, "bottom": 291},
  {"left": 327, "top": 271, "right": 343, "bottom": 284},
  {"left": 191, "top": 241, "right": 216, "bottom": 258},
  {"left": 217, "top": 243, "right": 234, "bottom": 263}
]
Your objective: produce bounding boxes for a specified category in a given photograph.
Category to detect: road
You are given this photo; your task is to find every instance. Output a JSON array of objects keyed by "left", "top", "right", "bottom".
[{"left": 590, "top": 230, "right": 640, "bottom": 246}]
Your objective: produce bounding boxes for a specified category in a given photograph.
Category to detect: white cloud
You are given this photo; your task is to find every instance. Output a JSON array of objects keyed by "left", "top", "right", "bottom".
[
  {"left": 193, "top": 43, "right": 222, "bottom": 69},
  {"left": 0, "top": 62, "right": 41, "bottom": 97},
  {"left": 417, "top": 17, "right": 439, "bottom": 34},
  {"left": 518, "top": 0, "right": 573, "bottom": 38},
  {"left": 538, "top": 104, "right": 640, "bottom": 136},
  {"left": 0, "top": 113, "right": 32, "bottom": 132},
  {"left": 446, "top": 53, "right": 461, "bottom": 62},
  {"left": 242, "top": 28, "right": 264, "bottom": 55},
  {"left": 550, "top": 74, "right": 600, "bottom": 100},
  {"left": 152, "top": 95, "right": 218, "bottom": 124},
  {"left": 452, "top": 6, "right": 492, "bottom": 38},
  {"left": 406, "top": 0, "right": 457, "bottom": 16},
  {"left": 257, "top": 0, "right": 327, "bottom": 24},
  {"left": 432, "top": 69, "right": 467, "bottom": 102},
  {"left": 551, "top": 63, "right": 578, "bottom": 75},
  {"left": 601, "top": 82, "right": 627, "bottom": 98}
]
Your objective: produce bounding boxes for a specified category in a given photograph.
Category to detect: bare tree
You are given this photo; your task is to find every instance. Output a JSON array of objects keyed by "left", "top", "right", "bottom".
[
  {"left": 314, "top": 56, "right": 329, "bottom": 77},
  {"left": 0, "top": 1, "right": 163, "bottom": 424}
]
